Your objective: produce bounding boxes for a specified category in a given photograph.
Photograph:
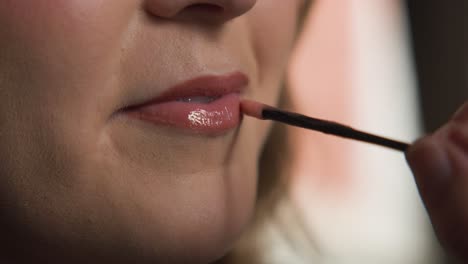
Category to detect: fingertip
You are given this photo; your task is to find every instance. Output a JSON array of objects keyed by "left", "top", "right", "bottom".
[{"left": 406, "top": 136, "right": 452, "bottom": 205}]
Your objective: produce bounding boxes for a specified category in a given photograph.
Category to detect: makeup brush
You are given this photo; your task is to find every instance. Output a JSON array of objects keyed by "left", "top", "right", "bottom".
[{"left": 241, "top": 99, "right": 410, "bottom": 152}]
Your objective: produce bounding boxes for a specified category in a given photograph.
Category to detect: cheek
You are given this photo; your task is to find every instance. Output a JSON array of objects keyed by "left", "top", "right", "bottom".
[
  {"left": 247, "top": 2, "right": 299, "bottom": 104},
  {"left": 0, "top": 0, "right": 138, "bottom": 215},
  {"left": 0, "top": 0, "right": 137, "bottom": 136},
  {"left": 243, "top": 3, "right": 298, "bottom": 147},
  {"left": 0, "top": 0, "right": 135, "bottom": 77},
  {"left": 249, "top": 2, "right": 299, "bottom": 69}
]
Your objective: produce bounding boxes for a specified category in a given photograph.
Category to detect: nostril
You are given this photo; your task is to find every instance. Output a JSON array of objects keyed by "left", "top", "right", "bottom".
[{"left": 185, "top": 3, "right": 225, "bottom": 14}]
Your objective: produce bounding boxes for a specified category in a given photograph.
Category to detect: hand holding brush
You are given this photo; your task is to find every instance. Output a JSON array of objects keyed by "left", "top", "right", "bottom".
[{"left": 241, "top": 99, "right": 468, "bottom": 262}]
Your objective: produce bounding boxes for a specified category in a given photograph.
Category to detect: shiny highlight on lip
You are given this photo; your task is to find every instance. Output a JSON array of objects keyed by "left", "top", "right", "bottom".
[
  {"left": 188, "top": 106, "right": 233, "bottom": 128},
  {"left": 125, "top": 93, "right": 241, "bottom": 135}
]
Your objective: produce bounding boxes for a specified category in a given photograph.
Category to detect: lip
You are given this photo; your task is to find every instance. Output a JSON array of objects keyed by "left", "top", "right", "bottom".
[{"left": 122, "top": 72, "right": 249, "bottom": 135}]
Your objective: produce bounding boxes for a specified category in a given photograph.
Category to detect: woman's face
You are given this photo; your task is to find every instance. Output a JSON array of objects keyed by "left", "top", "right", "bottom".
[{"left": 0, "top": 1, "right": 301, "bottom": 263}]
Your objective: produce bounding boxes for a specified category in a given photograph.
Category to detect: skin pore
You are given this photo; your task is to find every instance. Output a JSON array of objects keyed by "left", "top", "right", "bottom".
[{"left": 0, "top": 1, "right": 303, "bottom": 263}]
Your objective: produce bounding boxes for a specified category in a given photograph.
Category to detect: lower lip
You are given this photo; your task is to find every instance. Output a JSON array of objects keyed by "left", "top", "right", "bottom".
[{"left": 124, "top": 93, "right": 241, "bottom": 135}]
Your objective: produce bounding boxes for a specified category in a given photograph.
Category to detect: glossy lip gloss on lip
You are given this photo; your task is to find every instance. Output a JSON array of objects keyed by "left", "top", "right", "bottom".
[{"left": 123, "top": 72, "right": 248, "bottom": 135}]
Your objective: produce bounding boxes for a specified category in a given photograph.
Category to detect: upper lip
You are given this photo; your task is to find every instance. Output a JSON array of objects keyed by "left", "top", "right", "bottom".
[{"left": 123, "top": 71, "right": 249, "bottom": 110}]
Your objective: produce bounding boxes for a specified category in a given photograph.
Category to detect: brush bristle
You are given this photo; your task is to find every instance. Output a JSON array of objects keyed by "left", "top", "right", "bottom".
[{"left": 240, "top": 99, "right": 267, "bottom": 119}]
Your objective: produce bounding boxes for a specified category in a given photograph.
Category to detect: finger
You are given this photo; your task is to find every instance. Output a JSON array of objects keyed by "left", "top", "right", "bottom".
[
  {"left": 406, "top": 114, "right": 468, "bottom": 260},
  {"left": 406, "top": 135, "right": 451, "bottom": 208}
]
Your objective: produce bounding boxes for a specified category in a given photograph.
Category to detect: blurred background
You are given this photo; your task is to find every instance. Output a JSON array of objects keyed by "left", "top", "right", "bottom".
[{"left": 285, "top": 0, "right": 467, "bottom": 263}]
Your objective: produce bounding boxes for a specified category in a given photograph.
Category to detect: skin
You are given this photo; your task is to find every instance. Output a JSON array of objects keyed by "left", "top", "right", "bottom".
[
  {"left": 406, "top": 102, "right": 468, "bottom": 262},
  {"left": 0, "top": 1, "right": 302, "bottom": 263},
  {"left": 1, "top": 0, "right": 467, "bottom": 263}
]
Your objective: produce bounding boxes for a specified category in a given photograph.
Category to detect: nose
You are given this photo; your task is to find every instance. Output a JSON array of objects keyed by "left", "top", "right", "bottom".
[{"left": 144, "top": 0, "right": 256, "bottom": 23}]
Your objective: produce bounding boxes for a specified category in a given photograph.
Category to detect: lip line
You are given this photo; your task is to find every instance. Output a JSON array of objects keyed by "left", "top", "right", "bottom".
[{"left": 124, "top": 71, "right": 249, "bottom": 111}]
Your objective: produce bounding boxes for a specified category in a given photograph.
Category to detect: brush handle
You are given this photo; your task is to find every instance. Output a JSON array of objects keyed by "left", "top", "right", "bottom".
[{"left": 262, "top": 108, "right": 410, "bottom": 152}]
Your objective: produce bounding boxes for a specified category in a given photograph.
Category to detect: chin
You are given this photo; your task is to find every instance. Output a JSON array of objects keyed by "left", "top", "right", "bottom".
[{"left": 0, "top": 164, "right": 256, "bottom": 264}]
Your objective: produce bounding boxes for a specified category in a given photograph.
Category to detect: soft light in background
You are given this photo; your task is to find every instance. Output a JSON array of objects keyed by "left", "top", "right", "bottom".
[{"left": 287, "top": 0, "right": 444, "bottom": 262}]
